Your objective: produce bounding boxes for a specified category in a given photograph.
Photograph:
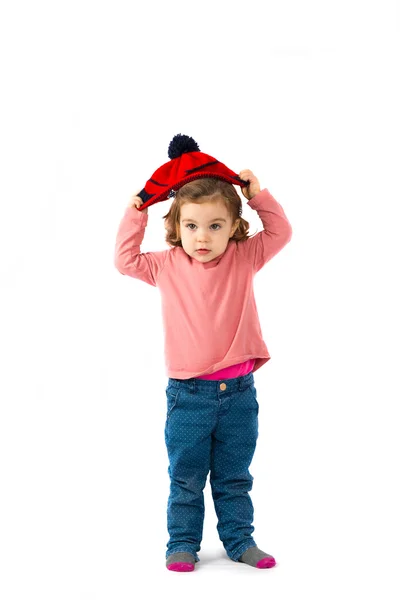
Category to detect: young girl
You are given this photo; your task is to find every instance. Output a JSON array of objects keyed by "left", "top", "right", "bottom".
[{"left": 114, "top": 134, "right": 292, "bottom": 572}]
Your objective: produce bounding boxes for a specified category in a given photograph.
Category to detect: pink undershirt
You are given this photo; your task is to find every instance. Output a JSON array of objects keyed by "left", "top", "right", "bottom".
[{"left": 195, "top": 359, "right": 256, "bottom": 380}]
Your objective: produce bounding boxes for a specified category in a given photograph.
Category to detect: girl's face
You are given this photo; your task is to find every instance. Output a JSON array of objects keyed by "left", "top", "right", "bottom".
[{"left": 178, "top": 199, "right": 240, "bottom": 262}]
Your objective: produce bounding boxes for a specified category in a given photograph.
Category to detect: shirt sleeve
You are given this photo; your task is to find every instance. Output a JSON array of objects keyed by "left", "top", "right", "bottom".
[
  {"left": 114, "top": 206, "right": 169, "bottom": 287},
  {"left": 237, "top": 188, "right": 292, "bottom": 272}
]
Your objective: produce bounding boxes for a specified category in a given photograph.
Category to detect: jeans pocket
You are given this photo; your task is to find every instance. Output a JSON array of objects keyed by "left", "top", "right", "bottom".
[
  {"left": 166, "top": 387, "right": 181, "bottom": 419},
  {"left": 249, "top": 384, "right": 259, "bottom": 415}
]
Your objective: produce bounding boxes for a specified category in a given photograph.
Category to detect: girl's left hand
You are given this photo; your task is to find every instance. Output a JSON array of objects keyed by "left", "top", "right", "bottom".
[
  {"left": 128, "top": 188, "right": 148, "bottom": 213},
  {"left": 238, "top": 169, "right": 261, "bottom": 200}
]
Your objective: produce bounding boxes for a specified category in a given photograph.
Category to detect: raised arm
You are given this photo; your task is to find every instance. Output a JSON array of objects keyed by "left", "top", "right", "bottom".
[{"left": 114, "top": 192, "right": 168, "bottom": 286}]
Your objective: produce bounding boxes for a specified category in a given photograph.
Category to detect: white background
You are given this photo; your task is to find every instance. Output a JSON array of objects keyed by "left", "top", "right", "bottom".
[{"left": 1, "top": 1, "right": 399, "bottom": 598}]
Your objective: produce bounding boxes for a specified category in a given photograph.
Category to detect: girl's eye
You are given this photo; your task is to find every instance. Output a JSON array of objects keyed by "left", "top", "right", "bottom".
[{"left": 186, "top": 224, "right": 221, "bottom": 230}]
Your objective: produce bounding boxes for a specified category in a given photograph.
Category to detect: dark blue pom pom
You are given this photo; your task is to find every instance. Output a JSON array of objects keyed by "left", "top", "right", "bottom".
[{"left": 168, "top": 134, "right": 200, "bottom": 160}]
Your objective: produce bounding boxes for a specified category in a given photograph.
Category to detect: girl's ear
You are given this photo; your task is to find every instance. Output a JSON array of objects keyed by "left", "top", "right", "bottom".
[{"left": 231, "top": 218, "right": 240, "bottom": 235}]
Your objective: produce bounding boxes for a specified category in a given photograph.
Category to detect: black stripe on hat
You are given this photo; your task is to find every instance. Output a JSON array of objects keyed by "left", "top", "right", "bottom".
[
  {"left": 184, "top": 160, "right": 219, "bottom": 175},
  {"left": 149, "top": 178, "right": 169, "bottom": 187}
]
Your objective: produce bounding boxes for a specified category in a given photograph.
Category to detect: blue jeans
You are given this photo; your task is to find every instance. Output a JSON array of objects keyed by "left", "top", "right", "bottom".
[{"left": 164, "top": 371, "right": 259, "bottom": 562}]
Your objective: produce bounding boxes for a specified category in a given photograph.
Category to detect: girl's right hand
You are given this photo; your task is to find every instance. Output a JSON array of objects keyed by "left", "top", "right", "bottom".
[{"left": 128, "top": 189, "right": 148, "bottom": 213}]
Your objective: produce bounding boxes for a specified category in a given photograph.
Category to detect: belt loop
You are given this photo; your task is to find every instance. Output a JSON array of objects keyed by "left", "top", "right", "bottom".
[{"left": 240, "top": 372, "right": 251, "bottom": 390}]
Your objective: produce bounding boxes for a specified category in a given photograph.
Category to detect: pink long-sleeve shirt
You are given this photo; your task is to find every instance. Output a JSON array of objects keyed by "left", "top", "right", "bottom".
[{"left": 114, "top": 188, "right": 292, "bottom": 380}]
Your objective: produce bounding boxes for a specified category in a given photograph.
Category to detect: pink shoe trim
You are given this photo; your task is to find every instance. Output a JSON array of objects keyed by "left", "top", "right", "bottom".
[
  {"left": 256, "top": 556, "right": 276, "bottom": 569},
  {"left": 167, "top": 562, "right": 195, "bottom": 572}
]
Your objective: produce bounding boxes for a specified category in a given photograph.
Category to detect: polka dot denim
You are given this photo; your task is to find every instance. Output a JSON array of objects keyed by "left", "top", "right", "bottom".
[{"left": 164, "top": 371, "right": 259, "bottom": 562}]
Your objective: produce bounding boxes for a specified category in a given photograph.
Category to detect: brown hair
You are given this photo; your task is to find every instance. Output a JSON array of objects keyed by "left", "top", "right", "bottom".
[{"left": 162, "top": 177, "right": 258, "bottom": 248}]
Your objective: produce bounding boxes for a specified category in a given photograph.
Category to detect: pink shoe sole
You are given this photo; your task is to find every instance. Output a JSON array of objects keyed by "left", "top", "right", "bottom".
[
  {"left": 257, "top": 556, "right": 276, "bottom": 569},
  {"left": 167, "top": 562, "right": 195, "bottom": 572}
]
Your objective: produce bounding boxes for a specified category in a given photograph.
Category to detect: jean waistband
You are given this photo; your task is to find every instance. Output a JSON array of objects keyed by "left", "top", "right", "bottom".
[{"left": 167, "top": 371, "right": 254, "bottom": 393}]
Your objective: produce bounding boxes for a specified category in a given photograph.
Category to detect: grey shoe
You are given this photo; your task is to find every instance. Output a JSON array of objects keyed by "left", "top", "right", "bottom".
[{"left": 166, "top": 552, "right": 196, "bottom": 572}]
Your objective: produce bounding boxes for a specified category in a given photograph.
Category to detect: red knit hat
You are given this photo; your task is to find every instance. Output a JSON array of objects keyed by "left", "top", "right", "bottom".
[{"left": 136, "top": 133, "right": 250, "bottom": 213}]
